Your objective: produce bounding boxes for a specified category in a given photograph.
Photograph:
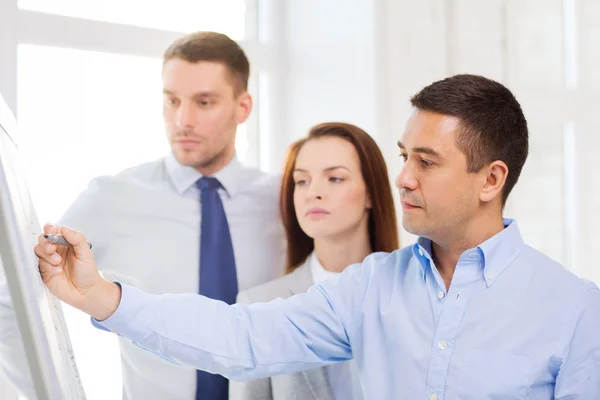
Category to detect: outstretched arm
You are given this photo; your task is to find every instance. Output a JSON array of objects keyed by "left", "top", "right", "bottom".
[
  {"left": 228, "top": 290, "right": 274, "bottom": 400},
  {"left": 35, "top": 225, "right": 369, "bottom": 381},
  {"left": 95, "top": 281, "right": 356, "bottom": 380}
]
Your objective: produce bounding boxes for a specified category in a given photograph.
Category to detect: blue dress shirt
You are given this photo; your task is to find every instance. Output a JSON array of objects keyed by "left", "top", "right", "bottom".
[{"left": 95, "top": 219, "right": 600, "bottom": 399}]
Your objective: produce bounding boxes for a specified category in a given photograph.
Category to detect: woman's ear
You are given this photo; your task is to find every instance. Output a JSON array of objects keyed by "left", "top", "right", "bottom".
[{"left": 366, "top": 192, "right": 373, "bottom": 209}]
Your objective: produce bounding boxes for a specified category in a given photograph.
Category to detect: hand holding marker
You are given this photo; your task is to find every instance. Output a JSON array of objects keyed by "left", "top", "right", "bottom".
[{"left": 44, "top": 233, "right": 93, "bottom": 249}]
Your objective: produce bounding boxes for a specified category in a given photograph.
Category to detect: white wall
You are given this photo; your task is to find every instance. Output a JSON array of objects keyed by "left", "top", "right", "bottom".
[{"left": 279, "top": 0, "right": 379, "bottom": 143}]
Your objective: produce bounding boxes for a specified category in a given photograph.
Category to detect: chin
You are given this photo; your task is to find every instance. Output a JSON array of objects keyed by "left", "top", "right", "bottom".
[
  {"left": 401, "top": 217, "right": 425, "bottom": 236},
  {"left": 299, "top": 223, "right": 337, "bottom": 240},
  {"left": 173, "top": 151, "right": 210, "bottom": 168},
  {"left": 302, "top": 229, "right": 332, "bottom": 240}
]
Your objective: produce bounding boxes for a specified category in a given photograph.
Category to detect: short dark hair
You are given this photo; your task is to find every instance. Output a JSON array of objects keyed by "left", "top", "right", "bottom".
[
  {"left": 410, "top": 74, "right": 528, "bottom": 205},
  {"left": 163, "top": 31, "right": 250, "bottom": 95}
]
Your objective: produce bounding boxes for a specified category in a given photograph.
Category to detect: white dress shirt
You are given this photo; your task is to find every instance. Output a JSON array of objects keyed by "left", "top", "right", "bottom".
[
  {"left": 309, "top": 253, "right": 363, "bottom": 400},
  {"left": 58, "top": 154, "right": 286, "bottom": 399}
]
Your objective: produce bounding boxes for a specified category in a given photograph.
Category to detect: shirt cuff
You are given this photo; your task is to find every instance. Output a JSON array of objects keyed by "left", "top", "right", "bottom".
[
  {"left": 89, "top": 282, "right": 182, "bottom": 365},
  {"left": 90, "top": 282, "right": 155, "bottom": 339}
]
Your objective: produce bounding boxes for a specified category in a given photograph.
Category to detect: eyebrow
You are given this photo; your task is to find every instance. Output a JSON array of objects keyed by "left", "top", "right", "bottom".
[
  {"left": 162, "top": 89, "right": 220, "bottom": 99},
  {"left": 294, "top": 166, "right": 351, "bottom": 173},
  {"left": 397, "top": 141, "right": 442, "bottom": 158}
]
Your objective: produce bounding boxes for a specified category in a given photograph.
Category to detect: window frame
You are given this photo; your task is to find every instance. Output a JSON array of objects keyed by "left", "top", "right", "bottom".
[{"left": 0, "top": 0, "right": 284, "bottom": 170}]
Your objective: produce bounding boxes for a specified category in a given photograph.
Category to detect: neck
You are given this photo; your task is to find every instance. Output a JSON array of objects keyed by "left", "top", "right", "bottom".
[
  {"left": 195, "top": 147, "right": 235, "bottom": 176},
  {"left": 313, "top": 225, "right": 372, "bottom": 273},
  {"left": 431, "top": 213, "right": 505, "bottom": 290}
]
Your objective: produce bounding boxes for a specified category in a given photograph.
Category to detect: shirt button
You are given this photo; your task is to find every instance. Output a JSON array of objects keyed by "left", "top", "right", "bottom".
[
  {"left": 438, "top": 291, "right": 445, "bottom": 299},
  {"left": 487, "top": 273, "right": 494, "bottom": 280},
  {"left": 418, "top": 248, "right": 424, "bottom": 256},
  {"left": 430, "top": 394, "right": 438, "bottom": 400},
  {"left": 438, "top": 340, "right": 447, "bottom": 350}
]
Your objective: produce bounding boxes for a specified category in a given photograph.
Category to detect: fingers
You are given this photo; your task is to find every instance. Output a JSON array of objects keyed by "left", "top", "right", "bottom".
[
  {"left": 35, "top": 243, "right": 63, "bottom": 282},
  {"left": 36, "top": 224, "right": 68, "bottom": 282},
  {"left": 38, "top": 257, "right": 62, "bottom": 278},
  {"left": 60, "top": 226, "right": 93, "bottom": 260},
  {"left": 43, "top": 223, "right": 60, "bottom": 235},
  {"left": 37, "top": 233, "right": 57, "bottom": 253},
  {"left": 34, "top": 243, "right": 62, "bottom": 266}
]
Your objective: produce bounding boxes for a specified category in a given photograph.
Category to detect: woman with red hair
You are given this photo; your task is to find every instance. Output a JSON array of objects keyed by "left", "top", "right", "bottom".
[{"left": 231, "top": 122, "right": 399, "bottom": 400}]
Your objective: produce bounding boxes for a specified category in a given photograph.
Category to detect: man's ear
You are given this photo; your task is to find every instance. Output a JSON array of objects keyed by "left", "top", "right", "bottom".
[
  {"left": 480, "top": 161, "right": 508, "bottom": 203},
  {"left": 236, "top": 91, "right": 252, "bottom": 125}
]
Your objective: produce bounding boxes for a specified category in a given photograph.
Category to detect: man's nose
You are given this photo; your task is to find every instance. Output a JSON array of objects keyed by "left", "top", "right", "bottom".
[
  {"left": 395, "top": 163, "right": 418, "bottom": 191},
  {"left": 175, "top": 102, "right": 195, "bottom": 129}
]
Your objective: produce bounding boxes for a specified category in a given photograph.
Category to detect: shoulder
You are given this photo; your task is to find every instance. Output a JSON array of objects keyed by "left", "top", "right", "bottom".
[
  {"left": 520, "top": 245, "right": 596, "bottom": 295},
  {"left": 528, "top": 248, "right": 600, "bottom": 362},
  {"left": 515, "top": 245, "right": 599, "bottom": 335},
  {"left": 237, "top": 264, "right": 310, "bottom": 304},
  {"left": 346, "top": 247, "right": 413, "bottom": 278},
  {"left": 93, "top": 157, "right": 173, "bottom": 197},
  {"left": 76, "top": 157, "right": 166, "bottom": 195},
  {"left": 315, "top": 248, "right": 411, "bottom": 299},
  {"left": 112, "top": 157, "right": 167, "bottom": 185},
  {"left": 59, "top": 158, "right": 169, "bottom": 225}
]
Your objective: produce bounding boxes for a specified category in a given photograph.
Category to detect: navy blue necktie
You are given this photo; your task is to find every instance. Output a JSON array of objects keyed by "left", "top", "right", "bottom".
[{"left": 195, "top": 177, "right": 238, "bottom": 400}]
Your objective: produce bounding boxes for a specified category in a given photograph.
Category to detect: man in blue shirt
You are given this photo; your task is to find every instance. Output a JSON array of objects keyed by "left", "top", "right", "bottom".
[{"left": 36, "top": 74, "right": 600, "bottom": 399}]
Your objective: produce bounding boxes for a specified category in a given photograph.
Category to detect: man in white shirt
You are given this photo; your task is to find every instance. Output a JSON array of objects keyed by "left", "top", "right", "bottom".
[{"left": 0, "top": 31, "right": 285, "bottom": 400}]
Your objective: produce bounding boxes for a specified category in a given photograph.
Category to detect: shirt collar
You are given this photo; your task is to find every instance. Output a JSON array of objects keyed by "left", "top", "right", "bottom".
[
  {"left": 413, "top": 237, "right": 433, "bottom": 282},
  {"left": 163, "top": 152, "right": 243, "bottom": 198},
  {"left": 478, "top": 218, "right": 525, "bottom": 287},
  {"left": 309, "top": 252, "right": 340, "bottom": 285},
  {"left": 412, "top": 218, "right": 525, "bottom": 287}
]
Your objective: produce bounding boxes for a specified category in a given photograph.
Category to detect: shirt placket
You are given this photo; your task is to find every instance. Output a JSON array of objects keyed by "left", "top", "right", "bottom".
[{"left": 424, "top": 256, "right": 480, "bottom": 400}]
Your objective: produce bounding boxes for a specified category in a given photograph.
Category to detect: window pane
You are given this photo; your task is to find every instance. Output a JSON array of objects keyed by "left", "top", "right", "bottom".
[
  {"left": 18, "top": 45, "right": 168, "bottom": 223},
  {"left": 17, "top": 44, "right": 251, "bottom": 399},
  {"left": 18, "top": 0, "right": 247, "bottom": 39}
]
